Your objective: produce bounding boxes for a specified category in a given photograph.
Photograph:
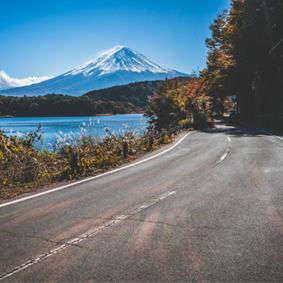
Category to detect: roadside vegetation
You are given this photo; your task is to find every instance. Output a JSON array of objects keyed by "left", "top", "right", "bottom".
[
  {"left": 145, "top": 77, "right": 215, "bottom": 131},
  {"left": 0, "top": 119, "right": 183, "bottom": 199}
]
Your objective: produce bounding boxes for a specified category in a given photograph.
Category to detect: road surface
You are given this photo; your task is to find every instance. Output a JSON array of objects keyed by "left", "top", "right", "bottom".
[{"left": 1, "top": 119, "right": 283, "bottom": 282}]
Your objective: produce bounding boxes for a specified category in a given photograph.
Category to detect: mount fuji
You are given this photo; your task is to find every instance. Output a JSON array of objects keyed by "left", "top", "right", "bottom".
[{"left": 0, "top": 46, "right": 188, "bottom": 97}]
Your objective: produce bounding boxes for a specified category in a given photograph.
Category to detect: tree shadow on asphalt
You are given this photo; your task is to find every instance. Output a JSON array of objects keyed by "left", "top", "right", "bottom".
[{"left": 202, "top": 117, "right": 283, "bottom": 140}]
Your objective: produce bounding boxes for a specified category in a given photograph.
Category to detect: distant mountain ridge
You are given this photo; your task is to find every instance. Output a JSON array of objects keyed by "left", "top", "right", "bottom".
[
  {"left": 0, "top": 46, "right": 188, "bottom": 97},
  {"left": 0, "top": 77, "right": 192, "bottom": 118}
]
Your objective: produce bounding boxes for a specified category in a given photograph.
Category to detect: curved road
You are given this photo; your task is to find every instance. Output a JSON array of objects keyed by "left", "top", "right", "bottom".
[{"left": 1, "top": 119, "right": 283, "bottom": 282}]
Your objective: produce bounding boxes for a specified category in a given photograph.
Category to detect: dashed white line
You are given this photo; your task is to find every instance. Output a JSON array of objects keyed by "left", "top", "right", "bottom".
[
  {"left": 0, "top": 190, "right": 176, "bottom": 281},
  {"left": 219, "top": 148, "right": 231, "bottom": 163},
  {"left": 218, "top": 136, "right": 232, "bottom": 165}
]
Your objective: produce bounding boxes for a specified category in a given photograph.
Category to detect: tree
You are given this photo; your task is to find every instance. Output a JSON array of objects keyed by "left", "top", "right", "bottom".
[
  {"left": 29, "top": 103, "right": 40, "bottom": 116},
  {"left": 201, "top": 9, "right": 236, "bottom": 114},
  {"left": 145, "top": 78, "right": 212, "bottom": 131},
  {"left": 204, "top": 0, "right": 283, "bottom": 125}
]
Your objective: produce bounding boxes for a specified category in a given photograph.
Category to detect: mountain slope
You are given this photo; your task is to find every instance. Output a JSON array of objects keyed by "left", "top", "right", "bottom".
[{"left": 0, "top": 46, "right": 188, "bottom": 97}]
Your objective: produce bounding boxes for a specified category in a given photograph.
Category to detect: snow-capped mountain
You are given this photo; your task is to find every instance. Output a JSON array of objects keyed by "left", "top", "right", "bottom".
[{"left": 0, "top": 46, "right": 188, "bottom": 97}]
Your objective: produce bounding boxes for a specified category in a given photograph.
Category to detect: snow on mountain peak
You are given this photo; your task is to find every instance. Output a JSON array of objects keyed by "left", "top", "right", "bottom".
[{"left": 65, "top": 46, "right": 174, "bottom": 77}]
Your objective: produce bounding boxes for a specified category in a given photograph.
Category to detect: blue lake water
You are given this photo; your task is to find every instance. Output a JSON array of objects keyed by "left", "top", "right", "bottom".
[{"left": 0, "top": 114, "right": 149, "bottom": 149}]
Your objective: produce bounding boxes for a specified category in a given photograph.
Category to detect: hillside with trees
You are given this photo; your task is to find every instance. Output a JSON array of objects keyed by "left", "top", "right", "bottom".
[
  {"left": 0, "top": 94, "right": 126, "bottom": 117},
  {"left": 0, "top": 77, "right": 191, "bottom": 117},
  {"left": 83, "top": 77, "right": 191, "bottom": 108}
]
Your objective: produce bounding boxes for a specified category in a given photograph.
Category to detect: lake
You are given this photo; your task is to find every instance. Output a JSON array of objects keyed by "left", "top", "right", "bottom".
[{"left": 0, "top": 114, "right": 149, "bottom": 149}]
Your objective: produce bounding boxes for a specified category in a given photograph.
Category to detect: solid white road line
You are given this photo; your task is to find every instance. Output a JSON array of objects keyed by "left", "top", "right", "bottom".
[{"left": 0, "top": 133, "right": 191, "bottom": 208}]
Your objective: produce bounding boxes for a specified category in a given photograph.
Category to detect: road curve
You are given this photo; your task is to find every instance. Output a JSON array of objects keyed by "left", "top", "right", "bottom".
[{"left": 1, "top": 119, "right": 283, "bottom": 282}]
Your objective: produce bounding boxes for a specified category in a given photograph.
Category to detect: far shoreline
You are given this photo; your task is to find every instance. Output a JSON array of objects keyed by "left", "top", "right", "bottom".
[
  {"left": 0, "top": 115, "right": 15, "bottom": 118},
  {"left": 0, "top": 113, "right": 145, "bottom": 119}
]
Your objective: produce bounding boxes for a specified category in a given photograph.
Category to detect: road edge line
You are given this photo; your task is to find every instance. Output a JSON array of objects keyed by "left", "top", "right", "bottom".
[{"left": 238, "top": 121, "right": 283, "bottom": 141}]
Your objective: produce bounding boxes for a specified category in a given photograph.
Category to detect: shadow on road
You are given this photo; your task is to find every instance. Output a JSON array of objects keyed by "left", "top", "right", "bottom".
[{"left": 202, "top": 117, "right": 283, "bottom": 139}]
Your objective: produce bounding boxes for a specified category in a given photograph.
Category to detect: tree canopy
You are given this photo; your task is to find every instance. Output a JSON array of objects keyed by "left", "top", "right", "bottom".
[
  {"left": 202, "top": 0, "right": 283, "bottom": 129},
  {"left": 145, "top": 77, "right": 212, "bottom": 131}
]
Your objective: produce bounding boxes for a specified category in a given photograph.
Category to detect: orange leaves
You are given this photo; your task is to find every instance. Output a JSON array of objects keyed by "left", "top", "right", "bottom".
[{"left": 145, "top": 77, "right": 213, "bottom": 131}]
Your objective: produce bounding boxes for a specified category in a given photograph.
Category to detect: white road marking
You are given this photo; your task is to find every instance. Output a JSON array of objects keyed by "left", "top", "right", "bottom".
[
  {"left": 0, "top": 190, "right": 176, "bottom": 281},
  {"left": 219, "top": 148, "right": 231, "bottom": 164},
  {"left": 159, "top": 191, "right": 176, "bottom": 200},
  {"left": 0, "top": 133, "right": 191, "bottom": 208},
  {"left": 213, "top": 131, "right": 231, "bottom": 164}
]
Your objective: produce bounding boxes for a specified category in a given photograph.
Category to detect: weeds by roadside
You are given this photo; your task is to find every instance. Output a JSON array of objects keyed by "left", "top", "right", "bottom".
[{"left": 0, "top": 120, "right": 186, "bottom": 199}]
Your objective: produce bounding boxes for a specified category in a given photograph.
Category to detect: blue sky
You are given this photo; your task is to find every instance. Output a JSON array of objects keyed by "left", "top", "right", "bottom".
[{"left": 0, "top": 0, "right": 230, "bottom": 82}]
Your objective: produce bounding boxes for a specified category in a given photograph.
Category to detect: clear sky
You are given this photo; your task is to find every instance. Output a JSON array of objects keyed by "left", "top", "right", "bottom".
[{"left": 0, "top": 0, "right": 230, "bottom": 82}]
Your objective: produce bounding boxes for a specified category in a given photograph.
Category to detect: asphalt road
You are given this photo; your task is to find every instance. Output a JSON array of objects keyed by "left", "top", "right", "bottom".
[{"left": 1, "top": 119, "right": 283, "bottom": 282}]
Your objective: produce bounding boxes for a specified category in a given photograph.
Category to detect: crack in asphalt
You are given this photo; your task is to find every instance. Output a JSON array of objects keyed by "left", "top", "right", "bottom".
[
  {"left": 0, "top": 231, "right": 85, "bottom": 250},
  {"left": 0, "top": 230, "right": 61, "bottom": 245},
  {"left": 125, "top": 218, "right": 178, "bottom": 227}
]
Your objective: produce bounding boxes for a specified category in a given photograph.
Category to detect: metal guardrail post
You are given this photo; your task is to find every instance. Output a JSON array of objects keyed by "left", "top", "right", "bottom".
[
  {"left": 71, "top": 150, "right": 78, "bottom": 173},
  {"left": 149, "top": 136, "right": 153, "bottom": 149},
  {"left": 123, "top": 141, "right": 128, "bottom": 158}
]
